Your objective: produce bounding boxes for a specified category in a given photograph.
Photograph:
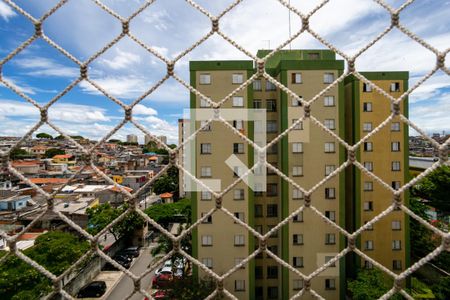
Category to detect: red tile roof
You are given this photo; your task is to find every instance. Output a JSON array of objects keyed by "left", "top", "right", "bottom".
[{"left": 160, "top": 192, "right": 173, "bottom": 198}]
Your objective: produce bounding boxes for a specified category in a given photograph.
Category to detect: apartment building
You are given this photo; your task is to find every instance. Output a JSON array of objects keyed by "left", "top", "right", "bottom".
[{"left": 185, "top": 50, "right": 408, "bottom": 300}]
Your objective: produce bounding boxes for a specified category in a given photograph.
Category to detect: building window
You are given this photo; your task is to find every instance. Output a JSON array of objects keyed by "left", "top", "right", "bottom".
[
  {"left": 267, "top": 120, "right": 278, "bottom": 133},
  {"left": 255, "top": 205, "right": 263, "bottom": 217},
  {"left": 267, "top": 162, "right": 277, "bottom": 174},
  {"left": 234, "top": 189, "right": 245, "bottom": 200},
  {"left": 201, "top": 212, "right": 212, "bottom": 224},
  {"left": 235, "top": 280, "right": 245, "bottom": 291},
  {"left": 201, "top": 191, "right": 212, "bottom": 200},
  {"left": 200, "top": 120, "right": 211, "bottom": 131},
  {"left": 234, "top": 235, "right": 245, "bottom": 246},
  {"left": 234, "top": 212, "right": 245, "bottom": 223},
  {"left": 364, "top": 142, "right": 373, "bottom": 152},
  {"left": 200, "top": 143, "right": 211, "bottom": 154},
  {"left": 292, "top": 142, "right": 303, "bottom": 153},
  {"left": 202, "top": 257, "right": 213, "bottom": 269},
  {"left": 391, "top": 142, "right": 400, "bottom": 152},
  {"left": 363, "top": 122, "right": 373, "bottom": 132},
  {"left": 325, "top": 211, "right": 336, "bottom": 222},
  {"left": 390, "top": 82, "right": 400, "bottom": 92},
  {"left": 325, "top": 142, "right": 335, "bottom": 153},
  {"left": 364, "top": 181, "right": 373, "bottom": 191},
  {"left": 325, "top": 279, "right": 336, "bottom": 290},
  {"left": 291, "top": 96, "right": 303, "bottom": 107},
  {"left": 266, "top": 99, "right": 277, "bottom": 112},
  {"left": 363, "top": 201, "right": 373, "bottom": 211},
  {"left": 363, "top": 83, "right": 372, "bottom": 92},
  {"left": 292, "top": 72, "right": 302, "bottom": 84},
  {"left": 325, "top": 187, "right": 336, "bottom": 199},
  {"left": 363, "top": 102, "right": 373, "bottom": 112},
  {"left": 293, "top": 188, "right": 304, "bottom": 200},
  {"left": 199, "top": 73, "right": 211, "bottom": 85},
  {"left": 392, "top": 220, "right": 401, "bottom": 230},
  {"left": 233, "top": 166, "right": 243, "bottom": 177},
  {"left": 325, "top": 233, "right": 336, "bottom": 245},
  {"left": 364, "top": 221, "right": 374, "bottom": 231},
  {"left": 392, "top": 181, "right": 400, "bottom": 190},
  {"left": 324, "top": 73, "right": 334, "bottom": 84},
  {"left": 253, "top": 79, "right": 262, "bottom": 91},
  {"left": 267, "top": 266, "right": 278, "bottom": 279},
  {"left": 324, "top": 119, "right": 335, "bottom": 130},
  {"left": 266, "top": 81, "right": 276, "bottom": 91},
  {"left": 267, "top": 225, "right": 278, "bottom": 238},
  {"left": 267, "top": 144, "right": 278, "bottom": 154},
  {"left": 364, "top": 260, "right": 373, "bottom": 269},
  {"left": 233, "top": 143, "right": 244, "bottom": 154},
  {"left": 293, "top": 234, "right": 303, "bottom": 245},
  {"left": 267, "top": 184, "right": 278, "bottom": 196},
  {"left": 391, "top": 122, "right": 401, "bottom": 131},
  {"left": 325, "top": 165, "right": 336, "bottom": 176},
  {"left": 324, "top": 96, "right": 335, "bottom": 106},
  {"left": 364, "top": 240, "right": 374, "bottom": 250},
  {"left": 233, "top": 120, "right": 244, "bottom": 130},
  {"left": 325, "top": 256, "right": 336, "bottom": 267},
  {"left": 308, "top": 52, "right": 320, "bottom": 59},
  {"left": 232, "top": 96, "right": 244, "bottom": 107},
  {"left": 293, "top": 279, "right": 304, "bottom": 291},
  {"left": 267, "top": 204, "right": 278, "bottom": 217},
  {"left": 267, "top": 287, "right": 278, "bottom": 299},
  {"left": 293, "top": 256, "right": 304, "bottom": 268},
  {"left": 392, "top": 161, "right": 401, "bottom": 171},
  {"left": 293, "top": 212, "right": 303, "bottom": 222},
  {"left": 255, "top": 266, "right": 263, "bottom": 279},
  {"left": 393, "top": 260, "right": 402, "bottom": 270},
  {"left": 202, "top": 235, "right": 212, "bottom": 246},
  {"left": 392, "top": 240, "right": 402, "bottom": 250},
  {"left": 364, "top": 161, "right": 373, "bottom": 172},
  {"left": 232, "top": 73, "right": 244, "bottom": 84},
  {"left": 267, "top": 245, "right": 278, "bottom": 255},
  {"left": 292, "top": 119, "right": 303, "bottom": 130},
  {"left": 292, "top": 166, "right": 303, "bottom": 176},
  {"left": 200, "top": 97, "right": 210, "bottom": 107},
  {"left": 253, "top": 99, "right": 262, "bottom": 108},
  {"left": 200, "top": 167, "right": 211, "bottom": 178}
]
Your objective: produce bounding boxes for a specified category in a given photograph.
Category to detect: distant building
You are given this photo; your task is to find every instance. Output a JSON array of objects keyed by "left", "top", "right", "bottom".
[
  {"left": 144, "top": 134, "right": 152, "bottom": 145},
  {"left": 127, "top": 134, "right": 138, "bottom": 144},
  {"left": 158, "top": 135, "right": 167, "bottom": 145}
]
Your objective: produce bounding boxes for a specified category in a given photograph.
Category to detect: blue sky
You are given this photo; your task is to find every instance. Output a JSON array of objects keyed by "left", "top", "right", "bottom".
[{"left": 0, "top": 0, "right": 449, "bottom": 144}]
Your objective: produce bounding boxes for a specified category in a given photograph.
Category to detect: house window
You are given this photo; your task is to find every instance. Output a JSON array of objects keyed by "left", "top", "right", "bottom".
[
  {"left": 200, "top": 98, "right": 211, "bottom": 107},
  {"left": 200, "top": 167, "right": 212, "bottom": 177},
  {"left": 363, "top": 102, "right": 373, "bottom": 112},
  {"left": 267, "top": 120, "right": 278, "bottom": 133},
  {"left": 255, "top": 266, "right": 263, "bottom": 279},
  {"left": 308, "top": 52, "right": 320, "bottom": 59},
  {"left": 267, "top": 245, "right": 278, "bottom": 255},
  {"left": 325, "top": 165, "right": 336, "bottom": 176},
  {"left": 392, "top": 181, "right": 400, "bottom": 190},
  {"left": 254, "top": 205, "right": 263, "bottom": 217},
  {"left": 325, "top": 233, "right": 336, "bottom": 245},
  {"left": 235, "top": 280, "right": 245, "bottom": 291},
  {"left": 364, "top": 142, "right": 373, "bottom": 152},
  {"left": 266, "top": 81, "right": 276, "bottom": 91},
  {"left": 392, "top": 240, "right": 402, "bottom": 250},
  {"left": 266, "top": 99, "right": 277, "bottom": 112},
  {"left": 267, "top": 266, "right": 278, "bottom": 279},
  {"left": 201, "top": 191, "right": 212, "bottom": 200},
  {"left": 365, "top": 240, "right": 374, "bottom": 250},
  {"left": 364, "top": 221, "right": 374, "bottom": 231},
  {"left": 293, "top": 279, "right": 304, "bottom": 290},
  {"left": 325, "top": 211, "right": 336, "bottom": 222},
  {"left": 232, "top": 120, "right": 244, "bottom": 130},
  {"left": 267, "top": 184, "right": 278, "bottom": 196},
  {"left": 200, "top": 143, "right": 211, "bottom": 154},
  {"left": 363, "top": 201, "right": 373, "bottom": 211},
  {"left": 202, "top": 257, "right": 213, "bottom": 269},
  {"left": 232, "top": 96, "right": 244, "bottom": 107},
  {"left": 324, "top": 119, "right": 335, "bottom": 130},
  {"left": 267, "top": 226, "right": 278, "bottom": 238},
  {"left": 293, "top": 234, "right": 303, "bottom": 245},
  {"left": 201, "top": 212, "right": 212, "bottom": 224},
  {"left": 267, "top": 287, "right": 278, "bottom": 299},
  {"left": 200, "top": 120, "right": 211, "bottom": 131},
  {"left": 199, "top": 73, "right": 211, "bottom": 85},
  {"left": 390, "top": 82, "right": 400, "bottom": 92},
  {"left": 267, "top": 144, "right": 278, "bottom": 154},
  {"left": 325, "top": 256, "right": 336, "bottom": 267},
  {"left": 391, "top": 122, "right": 401, "bottom": 131},
  {"left": 234, "top": 212, "right": 245, "bottom": 223},
  {"left": 267, "top": 204, "right": 278, "bottom": 217},
  {"left": 392, "top": 220, "right": 401, "bottom": 230},
  {"left": 324, "top": 73, "right": 334, "bottom": 83},
  {"left": 364, "top": 161, "right": 373, "bottom": 171},
  {"left": 233, "top": 166, "right": 243, "bottom": 177},
  {"left": 253, "top": 80, "right": 262, "bottom": 91},
  {"left": 393, "top": 260, "right": 402, "bottom": 270},
  {"left": 363, "top": 122, "right": 373, "bottom": 132},
  {"left": 363, "top": 83, "right": 372, "bottom": 92},
  {"left": 292, "top": 119, "right": 303, "bottom": 130},
  {"left": 292, "top": 73, "right": 302, "bottom": 84},
  {"left": 392, "top": 161, "right": 401, "bottom": 171},
  {"left": 292, "top": 166, "right": 303, "bottom": 176},
  {"left": 325, "top": 142, "right": 335, "bottom": 153},
  {"left": 391, "top": 142, "right": 400, "bottom": 152},
  {"left": 325, "top": 188, "right": 336, "bottom": 199},
  {"left": 202, "top": 235, "right": 212, "bottom": 246},
  {"left": 234, "top": 189, "right": 245, "bottom": 200},
  {"left": 364, "top": 260, "right": 373, "bottom": 269},
  {"left": 293, "top": 188, "right": 304, "bottom": 200},
  {"left": 324, "top": 96, "right": 335, "bottom": 106},
  {"left": 234, "top": 235, "right": 245, "bottom": 246},
  {"left": 293, "top": 256, "right": 304, "bottom": 268},
  {"left": 233, "top": 143, "right": 244, "bottom": 154},
  {"left": 364, "top": 181, "right": 373, "bottom": 191},
  {"left": 325, "top": 279, "right": 336, "bottom": 290},
  {"left": 291, "top": 96, "right": 303, "bottom": 106},
  {"left": 253, "top": 99, "right": 262, "bottom": 108},
  {"left": 292, "top": 142, "right": 303, "bottom": 153},
  {"left": 293, "top": 211, "right": 303, "bottom": 222},
  {"left": 232, "top": 73, "right": 244, "bottom": 84}
]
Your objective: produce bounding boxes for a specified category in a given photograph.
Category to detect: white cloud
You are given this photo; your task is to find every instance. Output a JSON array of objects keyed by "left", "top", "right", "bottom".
[
  {"left": 0, "top": 1, "right": 16, "bottom": 21},
  {"left": 14, "top": 57, "right": 79, "bottom": 78},
  {"left": 1, "top": 76, "right": 37, "bottom": 95},
  {"left": 133, "top": 104, "right": 157, "bottom": 116},
  {"left": 101, "top": 48, "right": 141, "bottom": 70},
  {"left": 79, "top": 76, "right": 150, "bottom": 99},
  {"left": 410, "top": 97, "right": 450, "bottom": 133}
]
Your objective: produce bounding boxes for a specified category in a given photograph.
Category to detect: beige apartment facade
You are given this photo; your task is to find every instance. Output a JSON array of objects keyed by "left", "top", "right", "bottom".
[{"left": 185, "top": 51, "right": 409, "bottom": 300}]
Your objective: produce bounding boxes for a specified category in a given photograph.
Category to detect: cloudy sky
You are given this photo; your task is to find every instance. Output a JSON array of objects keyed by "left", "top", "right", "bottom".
[{"left": 0, "top": 0, "right": 449, "bottom": 144}]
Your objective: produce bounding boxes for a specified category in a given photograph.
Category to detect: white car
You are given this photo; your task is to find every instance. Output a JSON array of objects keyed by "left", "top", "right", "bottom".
[{"left": 154, "top": 266, "right": 172, "bottom": 276}]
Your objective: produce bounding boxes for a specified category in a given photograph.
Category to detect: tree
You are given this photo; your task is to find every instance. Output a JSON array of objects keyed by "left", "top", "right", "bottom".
[
  {"left": 432, "top": 276, "right": 450, "bottom": 300},
  {"left": 36, "top": 132, "right": 53, "bottom": 139},
  {"left": 0, "top": 231, "right": 89, "bottom": 300},
  {"left": 86, "top": 203, "right": 144, "bottom": 241},
  {"left": 168, "top": 277, "right": 217, "bottom": 299},
  {"left": 108, "top": 139, "right": 121, "bottom": 143},
  {"left": 54, "top": 135, "right": 65, "bottom": 140},
  {"left": 9, "top": 148, "right": 29, "bottom": 159},
  {"left": 44, "top": 148, "right": 65, "bottom": 158},
  {"left": 413, "top": 165, "right": 450, "bottom": 214},
  {"left": 348, "top": 269, "right": 402, "bottom": 300},
  {"left": 152, "top": 166, "right": 179, "bottom": 198},
  {"left": 145, "top": 198, "right": 191, "bottom": 227}
]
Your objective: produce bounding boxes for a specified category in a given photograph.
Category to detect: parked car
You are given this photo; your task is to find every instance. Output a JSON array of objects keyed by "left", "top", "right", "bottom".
[
  {"left": 113, "top": 255, "right": 131, "bottom": 269},
  {"left": 152, "top": 289, "right": 171, "bottom": 299},
  {"left": 152, "top": 273, "right": 173, "bottom": 289},
  {"left": 102, "top": 261, "right": 118, "bottom": 271},
  {"left": 155, "top": 266, "right": 173, "bottom": 276},
  {"left": 122, "top": 246, "right": 140, "bottom": 257},
  {"left": 77, "top": 281, "right": 106, "bottom": 298}
]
